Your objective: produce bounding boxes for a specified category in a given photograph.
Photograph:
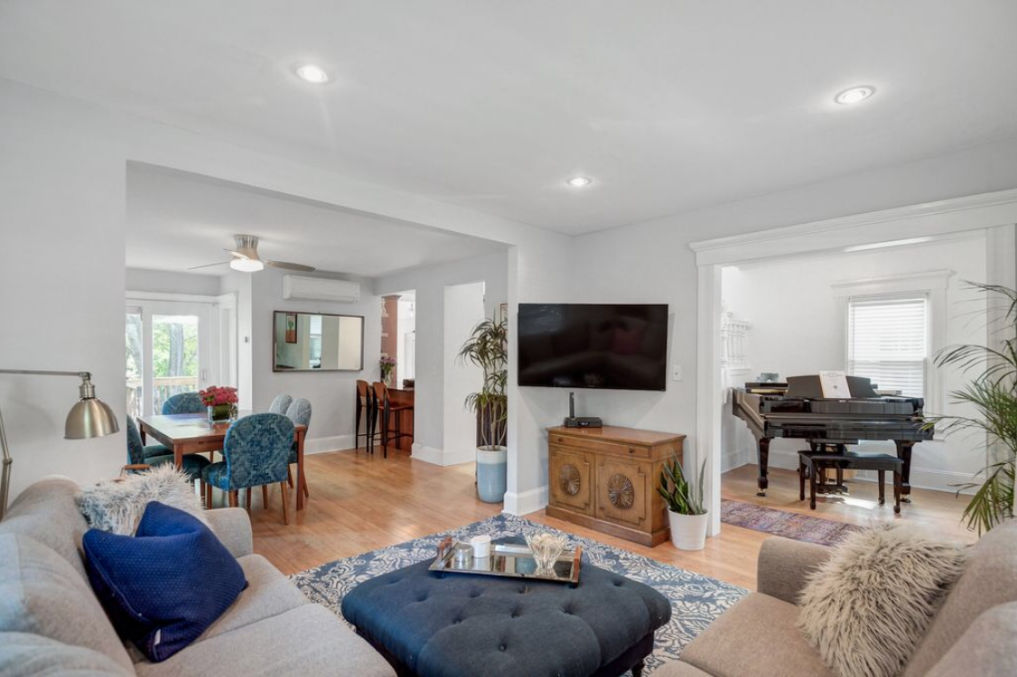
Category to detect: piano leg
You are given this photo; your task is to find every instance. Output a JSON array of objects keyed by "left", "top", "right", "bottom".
[
  {"left": 756, "top": 438, "right": 771, "bottom": 496},
  {"left": 895, "top": 440, "right": 914, "bottom": 502}
]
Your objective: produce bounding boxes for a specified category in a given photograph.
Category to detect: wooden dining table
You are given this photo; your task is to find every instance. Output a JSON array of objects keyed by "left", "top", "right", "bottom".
[{"left": 137, "top": 412, "right": 309, "bottom": 510}]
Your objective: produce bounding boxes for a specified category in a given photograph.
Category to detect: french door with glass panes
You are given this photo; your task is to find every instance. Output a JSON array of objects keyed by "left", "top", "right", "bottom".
[{"left": 125, "top": 300, "right": 217, "bottom": 418}]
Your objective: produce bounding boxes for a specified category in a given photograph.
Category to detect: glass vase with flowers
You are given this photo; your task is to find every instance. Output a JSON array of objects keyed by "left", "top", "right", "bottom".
[{"left": 199, "top": 385, "right": 239, "bottom": 423}]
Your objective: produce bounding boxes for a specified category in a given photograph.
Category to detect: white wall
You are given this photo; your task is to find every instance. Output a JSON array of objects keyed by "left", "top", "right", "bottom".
[
  {"left": 219, "top": 272, "right": 253, "bottom": 410},
  {"left": 125, "top": 267, "right": 220, "bottom": 296},
  {"left": 442, "top": 282, "right": 486, "bottom": 465},
  {"left": 250, "top": 268, "right": 380, "bottom": 453},
  {"left": 720, "top": 234, "right": 989, "bottom": 490},
  {"left": 375, "top": 252, "right": 508, "bottom": 460},
  {"left": 0, "top": 83, "right": 127, "bottom": 498}
]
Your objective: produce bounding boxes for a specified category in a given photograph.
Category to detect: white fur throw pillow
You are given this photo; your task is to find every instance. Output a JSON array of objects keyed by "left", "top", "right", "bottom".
[
  {"left": 797, "top": 524, "right": 967, "bottom": 677},
  {"left": 76, "top": 464, "right": 208, "bottom": 535}
]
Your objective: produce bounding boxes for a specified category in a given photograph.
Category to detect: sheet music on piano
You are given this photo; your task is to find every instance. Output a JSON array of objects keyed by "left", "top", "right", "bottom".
[{"left": 818, "top": 370, "right": 851, "bottom": 398}]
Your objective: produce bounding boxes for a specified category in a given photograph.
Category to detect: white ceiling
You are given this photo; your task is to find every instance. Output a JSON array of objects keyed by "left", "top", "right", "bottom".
[
  {"left": 3, "top": 1, "right": 1017, "bottom": 234},
  {"left": 125, "top": 164, "right": 505, "bottom": 277}
]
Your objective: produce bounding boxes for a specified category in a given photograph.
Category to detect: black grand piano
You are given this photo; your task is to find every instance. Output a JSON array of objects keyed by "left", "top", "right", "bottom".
[{"left": 731, "top": 374, "right": 933, "bottom": 498}]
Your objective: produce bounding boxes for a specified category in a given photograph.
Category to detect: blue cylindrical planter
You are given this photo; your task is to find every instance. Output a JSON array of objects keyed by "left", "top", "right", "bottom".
[{"left": 476, "top": 447, "right": 507, "bottom": 503}]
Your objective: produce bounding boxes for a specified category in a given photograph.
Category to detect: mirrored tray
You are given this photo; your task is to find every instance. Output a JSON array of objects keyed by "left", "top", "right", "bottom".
[{"left": 428, "top": 537, "right": 582, "bottom": 584}]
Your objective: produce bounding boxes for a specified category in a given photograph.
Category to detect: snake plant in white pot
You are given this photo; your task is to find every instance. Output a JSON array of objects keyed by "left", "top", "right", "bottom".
[
  {"left": 658, "top": 455, "right": 709, "bottom": 550},
  {"left": 457, "top": 316, "right": 508, "bottom": 503}
]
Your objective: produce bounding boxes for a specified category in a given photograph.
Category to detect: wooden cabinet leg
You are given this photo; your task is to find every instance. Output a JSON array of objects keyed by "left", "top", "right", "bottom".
[{"left": 228, "top": 490, "right": 238, "bottom": 508}]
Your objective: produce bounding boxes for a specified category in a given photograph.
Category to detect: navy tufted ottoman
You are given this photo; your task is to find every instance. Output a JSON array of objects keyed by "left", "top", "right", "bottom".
[{"left": 341, "top": 544, "right": 671, "bottom": 677}]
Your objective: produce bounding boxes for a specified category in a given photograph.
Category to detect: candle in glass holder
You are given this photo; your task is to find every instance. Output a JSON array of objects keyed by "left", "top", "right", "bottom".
[{"left": 470, "top": 534, "right": 492, "bottom": 558}]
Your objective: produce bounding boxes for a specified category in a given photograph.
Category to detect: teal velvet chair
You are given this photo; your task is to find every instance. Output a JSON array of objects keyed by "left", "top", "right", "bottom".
[
  {"left": 268, "top": 394, "right": 292, "bottom": 415},
  {"left": 162, "top": 392, "right": 205, "bottom": 415},
  {"left": 124, "top": 417, "right": 209, "bottom": 491},
  {"left": 284, "top": 398, "right": 312, "bottom": 498},
  {"left": 201, "top": 413, "right": 295, "bottom": 523}
]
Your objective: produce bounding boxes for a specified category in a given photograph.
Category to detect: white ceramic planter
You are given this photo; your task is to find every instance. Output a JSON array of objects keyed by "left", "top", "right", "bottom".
[
  {"left": 476, "top": 446, "right": 507, "bottom": 503},
  {"left": 668, "top": 510, "right": 709, "bottom": 550}
]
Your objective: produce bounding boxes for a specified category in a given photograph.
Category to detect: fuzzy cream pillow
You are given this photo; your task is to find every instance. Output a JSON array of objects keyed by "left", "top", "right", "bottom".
[
  {"left": 76, "top": 464, "right": 207, "bottom": 535},
  {"left": 797, "top": 523, "right": 966, "bottom": 677}
]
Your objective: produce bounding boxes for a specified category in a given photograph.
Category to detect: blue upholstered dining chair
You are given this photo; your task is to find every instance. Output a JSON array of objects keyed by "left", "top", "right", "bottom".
[
  {"left": 124, "top": 417, "right": 209, "bottom": 491},
  {"left": 284, "top": 398, "right": 312, "bottom": 498},
  {"left": 162, "top": 391, "right": 205, "bottom": 415},
  {"left": 268, "top": 394, "right": 293, "bottom": 415},
  {"left": 201, "top": 413, "right": 295, "bottom": 524}
]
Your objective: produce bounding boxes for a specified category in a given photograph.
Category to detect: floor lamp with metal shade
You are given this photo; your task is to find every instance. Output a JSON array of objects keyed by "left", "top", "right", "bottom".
[{"left": 0, "top": 369, "right": 120, "bottom": 520}]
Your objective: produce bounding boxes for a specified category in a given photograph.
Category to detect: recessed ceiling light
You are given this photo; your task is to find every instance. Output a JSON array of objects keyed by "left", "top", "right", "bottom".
[
  {"left": 567, "top": 176, "right": 592, "bottom": 188},
  {"left": 295, "top": 64, "right": 330, "bottom": 84},
  {"left": 834, "top": 85, "right": 876, "bottom": 105}
]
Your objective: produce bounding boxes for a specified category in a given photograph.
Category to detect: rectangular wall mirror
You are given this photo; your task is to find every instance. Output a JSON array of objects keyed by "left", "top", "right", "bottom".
[{"left": 273, "top": 311, "right": 364, "bottom": 372}]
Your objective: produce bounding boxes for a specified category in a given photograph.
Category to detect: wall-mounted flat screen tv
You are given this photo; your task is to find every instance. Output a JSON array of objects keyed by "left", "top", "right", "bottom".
[{"left": 517, "top": 303, "right": 668, "bottom": 391}]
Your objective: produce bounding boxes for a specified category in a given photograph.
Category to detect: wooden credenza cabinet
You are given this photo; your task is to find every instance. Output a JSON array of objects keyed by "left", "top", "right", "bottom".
[{"left": 546, "top": 425, "right": 685, "bottom": 547}]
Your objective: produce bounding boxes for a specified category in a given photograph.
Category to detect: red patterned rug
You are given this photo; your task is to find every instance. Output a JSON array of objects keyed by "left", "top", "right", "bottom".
[{"left": 720, "top": 499, "right": 860, "bottom": 546}]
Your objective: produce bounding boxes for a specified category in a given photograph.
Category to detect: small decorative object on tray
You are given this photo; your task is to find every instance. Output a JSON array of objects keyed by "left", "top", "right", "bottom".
[
  {"left": 525, "top": 532, "right": 568, "bottom": 576},
  {"left": 430, "top": 535, "right": 582, "bottom": 584}
]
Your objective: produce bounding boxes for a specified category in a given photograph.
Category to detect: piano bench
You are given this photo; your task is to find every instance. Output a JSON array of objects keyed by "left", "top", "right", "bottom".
[{"left": 798, "top": 451, "right": 903, "bottom": 514}]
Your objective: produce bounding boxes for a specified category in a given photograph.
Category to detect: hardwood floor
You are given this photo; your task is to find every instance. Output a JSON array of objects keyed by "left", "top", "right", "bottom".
[{"left": 246, "top": 449, "right": 975, "bottom": 590}]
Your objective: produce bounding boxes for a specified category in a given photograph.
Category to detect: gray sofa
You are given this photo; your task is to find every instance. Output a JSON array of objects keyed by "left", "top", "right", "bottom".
[
  {"left": 0, "top": 478, "right": 394, "bottom": 676},
  {"left": 656, "top": 520, "right": 1017, "bottom": 676}
]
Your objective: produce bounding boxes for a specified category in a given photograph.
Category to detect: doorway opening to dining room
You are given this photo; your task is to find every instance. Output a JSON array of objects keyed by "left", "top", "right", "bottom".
[
  {"left": 379, "top": 290, "right": 416, "bottom": 389},
  {"left": 125, "top": 292, "right": 237, "bottom": 418}
]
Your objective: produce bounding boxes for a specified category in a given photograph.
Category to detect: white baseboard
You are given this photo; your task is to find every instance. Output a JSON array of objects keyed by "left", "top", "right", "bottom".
[
  {"left": 503, "top": 485, "right": 548, "bottom": 516},
  {"left": 411, "top": 443, "right": 474, "bottom": 467},
  {"left": 721, "top": 450, "right": 750, "bottom": 473},
  {"left": 304, "top": 434, "right": 355, "bottom": 454}
]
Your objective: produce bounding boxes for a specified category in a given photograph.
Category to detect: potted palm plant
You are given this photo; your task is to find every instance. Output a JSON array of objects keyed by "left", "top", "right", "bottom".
[
  {"left": 658, "top": 455, "right": 709, "bottom": 550},
  {"left": 457, "top": 316, "right": 508, "bottom": 503},
  {"left": 931, "top": 283, "right": 1016, "bottom": 534}
]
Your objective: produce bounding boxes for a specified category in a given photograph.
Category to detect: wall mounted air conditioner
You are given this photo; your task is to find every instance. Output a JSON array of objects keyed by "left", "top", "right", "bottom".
[{"left": 282, "top": 275, "right": 360, "bottom": 303}]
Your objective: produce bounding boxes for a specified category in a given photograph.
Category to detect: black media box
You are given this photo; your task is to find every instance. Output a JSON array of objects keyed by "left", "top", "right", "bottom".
[{"left": 563, "top": 417, "right": 603, "bottom": 428}]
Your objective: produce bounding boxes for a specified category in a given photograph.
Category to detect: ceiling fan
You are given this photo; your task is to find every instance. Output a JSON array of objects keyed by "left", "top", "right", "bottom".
[{"left": 188, "top": 234, "right": 316, "bottom": 273}]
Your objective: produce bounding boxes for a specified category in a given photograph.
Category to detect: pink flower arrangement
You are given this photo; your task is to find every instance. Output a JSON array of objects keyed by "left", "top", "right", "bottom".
[{"left": 199, "top": 385, "right": 239, "bottom": 407}]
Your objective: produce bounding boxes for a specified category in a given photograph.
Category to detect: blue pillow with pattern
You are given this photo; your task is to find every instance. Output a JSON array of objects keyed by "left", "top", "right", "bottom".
[{"left": 82, "top": 501, "right": 247, "bottom": 662}]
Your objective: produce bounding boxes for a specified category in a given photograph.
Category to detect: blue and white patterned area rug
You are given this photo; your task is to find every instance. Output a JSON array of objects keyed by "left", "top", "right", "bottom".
[{"left": 291, "top": 514, "right": 747, "bottom": 675}]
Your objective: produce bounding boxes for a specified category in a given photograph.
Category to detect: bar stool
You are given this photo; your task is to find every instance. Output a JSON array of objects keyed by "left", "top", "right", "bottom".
[
  {"left": 354, "top": 380, "right": 373, "bottom": 451},
  {"left": 370, "top": 381, "right": 413, "bottom": 458}
]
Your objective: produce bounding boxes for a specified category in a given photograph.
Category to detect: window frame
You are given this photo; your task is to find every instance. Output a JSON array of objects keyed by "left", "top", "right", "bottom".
[
  {"left": 832, "top": 269, "right": 954, "bottom": 417},
  {"left": 845, "top": 292, "right": 930, "bottom": 399}
]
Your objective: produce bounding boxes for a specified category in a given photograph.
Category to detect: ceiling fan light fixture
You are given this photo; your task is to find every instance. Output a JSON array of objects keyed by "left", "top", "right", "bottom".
[{"left": 230, "top": 258, "right": 265, "bottom": 272}]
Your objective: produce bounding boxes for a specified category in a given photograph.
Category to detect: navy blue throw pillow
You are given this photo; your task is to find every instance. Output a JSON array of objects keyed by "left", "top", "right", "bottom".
[{"left": 82, "top": 501, "right": 247, "bottom": 662}]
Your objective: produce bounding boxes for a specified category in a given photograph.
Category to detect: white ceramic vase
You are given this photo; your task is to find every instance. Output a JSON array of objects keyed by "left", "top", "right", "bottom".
[
  {"left": 476, "top": 446, "right": 507, "bottom": 503},
  {"left": 668, "top": 510, "right": 709, "bottom": 550}
]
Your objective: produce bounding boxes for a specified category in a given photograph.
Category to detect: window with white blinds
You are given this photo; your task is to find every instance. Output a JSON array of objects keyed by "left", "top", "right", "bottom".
[{"left": 847, "top": 296, "right": 928, "bottom": 397}]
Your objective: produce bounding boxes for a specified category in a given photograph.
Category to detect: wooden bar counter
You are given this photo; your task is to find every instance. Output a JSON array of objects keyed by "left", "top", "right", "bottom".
[{"left": 546, "top": 425, "right": 685, "bottom": 546}]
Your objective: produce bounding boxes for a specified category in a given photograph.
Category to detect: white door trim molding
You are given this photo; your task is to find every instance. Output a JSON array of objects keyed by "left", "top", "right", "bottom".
[
  {"left": 125, "top": 290, "right": 222, "bottom": 304},
  {"left": 689, "top": 188, "right": 1017, "bottom": 266}
]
